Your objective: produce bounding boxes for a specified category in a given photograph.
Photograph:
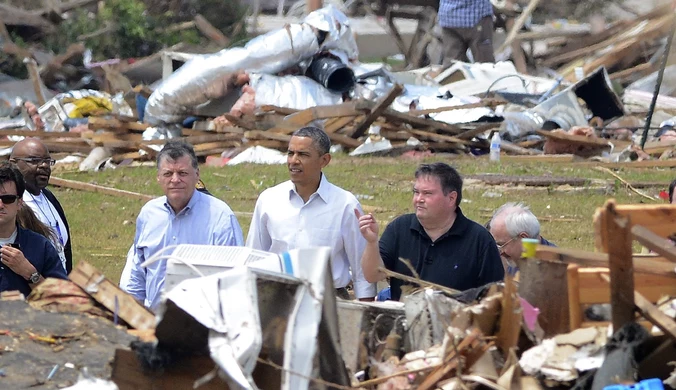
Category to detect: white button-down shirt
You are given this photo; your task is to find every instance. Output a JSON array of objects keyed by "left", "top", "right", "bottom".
[{"left": 246, "top": 174, "right": 376, "bottom": 299}]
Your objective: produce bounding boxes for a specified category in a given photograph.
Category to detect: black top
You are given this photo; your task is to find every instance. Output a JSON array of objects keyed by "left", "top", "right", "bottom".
[
  {"left": 0, "top": 226, "right": 67, "bottom": 296},
  {"left": 42, "top": 188, "right": 72, "bottom": 274},
  {"left": 379, "top": 208, "right": 505, "bottom": 301}
]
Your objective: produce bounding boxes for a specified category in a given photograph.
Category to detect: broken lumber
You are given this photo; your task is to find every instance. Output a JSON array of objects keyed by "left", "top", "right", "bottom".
[
  {"left": 350, "top": 84, "right": 404, "bottom": 138},
  {"left": 535, "top": 246, "right": 676, "bottom": 278},
  {"left": 194, "top": 14, "right": 229, "bottom": 47},
  {"left": 69, "top": 261, "right": 155, "bottom": 330},
  {"left": 605, "top": 201, "right": 635, "bottom": 332},
  {"left": 631, "top": 225, "right": 676, "bottom": 263},
  {"left": 49, "top": 177, "right": 155, "bottom": 202}
]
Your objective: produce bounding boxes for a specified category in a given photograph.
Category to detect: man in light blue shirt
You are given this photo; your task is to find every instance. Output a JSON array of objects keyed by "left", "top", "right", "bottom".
[{"left": 122, "top": 140, "right": 244, "bottom": 309}]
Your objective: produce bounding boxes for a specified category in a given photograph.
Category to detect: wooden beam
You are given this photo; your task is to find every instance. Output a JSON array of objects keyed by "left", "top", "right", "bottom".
[
  {"left": 501, "top": 154, "right": 578, "bottom": 163},
  {"left": 535, "top": 246, "right": 676, "bottom": 278},
  {"left": 193, "top": 14, "right": 229, "bottom": 46},
  {"left": 406, "top": 98, "right": 507, "bottom": 116},
  {"left": 69, "top": 261, "right": 155, "bottom": 330},
  {"left": 634, "top": 291, "right": 676, "bottom": 342},
  {"left": 632, "top": 225, "right": 676, "bottom": 263},
  {"left": 536, "top": 130, "right": 630, "bottom": 150},
  {"left": 380, "top": 109, "right": 463, "bottom": 135},
  {"left": 605, "top": 201, "right": 635, "bottom": 332},
  {"left": 350, "top": 84, "right": 403, "bottom": 139},
  {"left": 517, "top": 255, "right": 571, "bottom": 336},
  {"left": 498, "top": 0, "right": 542, "bottom": 53},
  {"left": 49, "top": 177, "right": 155, "bottom": 202}
]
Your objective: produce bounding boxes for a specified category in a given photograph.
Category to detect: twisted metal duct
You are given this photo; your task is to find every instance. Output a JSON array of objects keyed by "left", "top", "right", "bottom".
[{"left": 145, "top": 5, "right": 358, "bottom": 125}]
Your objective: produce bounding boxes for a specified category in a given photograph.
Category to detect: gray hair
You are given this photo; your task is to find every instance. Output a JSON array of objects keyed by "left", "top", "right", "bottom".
[
  {"left": 490, "top": 202, "right": 540, "bottom": 238},
  {"left": 292, "top": 126, "right": 331, "bottom": 155},
  {"left": 156, "top": 140, "right": 198, "bottom": 170}
]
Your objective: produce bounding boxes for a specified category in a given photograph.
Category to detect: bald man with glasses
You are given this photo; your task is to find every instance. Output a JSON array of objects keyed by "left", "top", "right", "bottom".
[{"left": 10, "top": 138, "right": 72, "bottom": 273}]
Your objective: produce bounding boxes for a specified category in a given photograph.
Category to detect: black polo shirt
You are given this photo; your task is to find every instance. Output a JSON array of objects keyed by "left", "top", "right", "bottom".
[{"left": 379, "top": 208, "right": 504, "bottom": 301}]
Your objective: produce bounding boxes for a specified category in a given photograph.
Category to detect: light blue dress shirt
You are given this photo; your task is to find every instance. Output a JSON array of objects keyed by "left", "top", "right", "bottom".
[{"left": 124, "top": 190, "right": 244, "bottom": 309}]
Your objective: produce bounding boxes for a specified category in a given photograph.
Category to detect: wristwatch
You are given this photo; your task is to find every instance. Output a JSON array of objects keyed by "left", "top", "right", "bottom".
[{"left": 27, "top": 272, "right": 41, "bottom": 284}]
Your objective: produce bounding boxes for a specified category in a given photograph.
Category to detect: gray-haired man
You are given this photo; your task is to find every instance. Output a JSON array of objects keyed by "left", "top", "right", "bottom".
[{"left": 122, "top": 140, "right": 244, "bottom": 309}]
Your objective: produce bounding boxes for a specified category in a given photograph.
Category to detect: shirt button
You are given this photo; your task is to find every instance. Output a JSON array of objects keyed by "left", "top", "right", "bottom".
[
  {"left": 431, "top": 243, "right": 435, "bottom": 247},
  {"left": 173, "top": 236, "right": 177, "bottom": 241}
]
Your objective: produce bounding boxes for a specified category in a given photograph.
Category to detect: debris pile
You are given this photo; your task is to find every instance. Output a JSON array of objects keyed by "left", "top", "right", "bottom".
[{"left": 3, "top": 4, "right": 676, "bottom": 169}]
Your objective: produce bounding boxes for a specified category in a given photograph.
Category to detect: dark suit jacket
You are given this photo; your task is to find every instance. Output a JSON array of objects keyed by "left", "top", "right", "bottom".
[{"left": 42, "top": 188, "right": 73, "bottom": 274}]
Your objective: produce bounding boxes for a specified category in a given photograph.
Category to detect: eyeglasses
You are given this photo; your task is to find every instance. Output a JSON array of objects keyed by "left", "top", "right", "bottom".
[
  {"left": 11, "top": 157, "right": 55, "bottom": 166},
  {"left": 0, "top": 195, "right": 19, "bottom": 204},
  {"left": 496, "top": 236, "right": 518, "bottom": 251}
]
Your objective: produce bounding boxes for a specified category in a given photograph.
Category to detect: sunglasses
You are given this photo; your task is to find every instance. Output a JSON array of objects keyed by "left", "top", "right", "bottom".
[{"left": 0, "top": 195, "right": 18, "bottom": 204}]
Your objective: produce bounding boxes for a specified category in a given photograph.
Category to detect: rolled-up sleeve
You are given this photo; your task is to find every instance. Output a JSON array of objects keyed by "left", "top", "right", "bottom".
[{"left": 344, "top": 203, "right": 376, "bottom": 299}]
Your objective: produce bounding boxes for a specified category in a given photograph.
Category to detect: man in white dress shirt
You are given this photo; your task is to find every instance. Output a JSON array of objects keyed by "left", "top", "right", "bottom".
[
  {"left": 246, "top": 126, "right": 376, "bottom": 300},
  {"left": 10, "top": 138, "right": 71, "bottom": 273}
]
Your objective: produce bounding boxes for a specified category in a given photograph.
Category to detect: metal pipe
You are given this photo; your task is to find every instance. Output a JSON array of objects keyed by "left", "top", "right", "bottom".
[{"left": 641, "top": 17, "right": 676, "bottom": 149}]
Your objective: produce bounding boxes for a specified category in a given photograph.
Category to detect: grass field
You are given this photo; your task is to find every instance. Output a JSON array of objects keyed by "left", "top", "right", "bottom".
[{"left": 52, "top": 154, "right": 676, "bottom": 282}]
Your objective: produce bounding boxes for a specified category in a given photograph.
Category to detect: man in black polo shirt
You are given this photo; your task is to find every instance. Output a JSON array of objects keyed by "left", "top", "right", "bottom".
[{"left": 357, "top": 162, "right": 504, "bottom": 301}]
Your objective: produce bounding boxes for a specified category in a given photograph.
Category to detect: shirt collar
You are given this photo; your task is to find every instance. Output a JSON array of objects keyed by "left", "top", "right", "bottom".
[
  {"left": 163, "top": 189, "right": 200, "bottom": 215},
  {"left": 410, "top": 207, "right": 470, "bottom": 239},
  {"left": 288, "top": 173, "right": 330, "bottom": 204}
]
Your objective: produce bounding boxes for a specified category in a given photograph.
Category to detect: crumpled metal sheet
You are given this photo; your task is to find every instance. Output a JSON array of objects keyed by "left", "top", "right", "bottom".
[
  {"left": 303, "top": 4, "right": 359, "bottom": 61},
  {"left": 155, "top": 246, "right": 350, "bottom": 390},
  {"left": 250, "top": 73, "right": 342, "bottom": 111},
  {"left": 145, "top": 5, "right": 358, "bottom": 125}
]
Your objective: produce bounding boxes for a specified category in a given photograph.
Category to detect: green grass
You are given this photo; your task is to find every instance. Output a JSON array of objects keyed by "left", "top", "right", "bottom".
[{"left": 54, "top": 154, "right": 676, "bottom": 282}]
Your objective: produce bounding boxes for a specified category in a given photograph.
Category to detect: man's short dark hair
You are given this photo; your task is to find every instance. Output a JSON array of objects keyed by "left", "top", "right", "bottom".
[
  {"left": 0, "top": 161, "right": 26, "bottom": 198},
  {"left": 670, "top": 179, "right": 676, "bottom": 203},
  {"left": 415, "top": 162, "right": 463, "bottom": 207},
  {"left": 292, "top": 126, "right": 331, "bottom": 155},
  {"left": 157, "top": 140, "right": 198, "bottom": 170}
]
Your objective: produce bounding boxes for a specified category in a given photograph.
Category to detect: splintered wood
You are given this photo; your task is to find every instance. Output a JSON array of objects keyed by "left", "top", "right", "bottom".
[{"left": 48, "top": 97, "right": 501, "bottom": 163}]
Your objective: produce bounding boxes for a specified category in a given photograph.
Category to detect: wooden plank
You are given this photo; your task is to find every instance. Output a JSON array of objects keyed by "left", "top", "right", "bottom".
[
  {"left": 350, "top": 84, "right": 404, "bottom": 139},
  {"left": 69, "top": 261, "right": 155, "bottom": 330},
  {"left": 324, "top": 115, "right": 357, "bottom": 134},
  {"left": 517, "top": 255, "right": 571, "bottom": 336},
  {"left": 501, "top": 154, "right": 578, "bottom": 163},
  {"left": 49, "top": 177, "right": 155, "bottom": 202},
  {"left": 380, "top": 109, "right": 463, "bottom": 135},
  {"left": 111, "top": 349, "right": 228, "bottom": 390},
  {"left": 497, "top": 0, "right": 542, "bottom": 53},
  {"left": 456, "top": 123, "right": 500, "bottom": 140},
  {"left": 577, "top": 267, "right": 676, "bottom": 304},
  {"left": 283, "top": 102, "right": 364, "bottom": 127},
  {"left": 1, "top": 129, "right": 82, "bottom": 139},
  {"left": 193, "top": 14, "right": 229, "bottom": 46},
  {"left": 502, "top": 140, "right": 542, "bottom": 155},
  {"left": 605, "top": 201, "right": 635, "bottom": 331},
  {"left": 244, "top": 130, "right": 292, "bottom": 143},
  {"left": 612, "top": 204, "right": 676, "bottom": 240},
  {"left": 405, "top": 128, "right": 469, "bottom": 145},
  {"left": 535, "top": 246, "right": 676, "bottom": 278},
  {"left": 327, "top": 132, "right": 362, "bottom": 149},
  {"left": 406, "top": 98, "right": 507, "bottom": 116},
  {"left": 634, "top": 291, "right": 676, "bottom": 342},
  {"left": 632, "top": 225, "right": 676, "bottom": 263},
  {"left": 258, "top": 105, "right": 299, "bottom": 115},
  {"left": 111, "top": 152, "right": 152, "bottom": 163},
  {"left": 567, "top": 265, "right": 582, "bottom": 330},
  {"left": 536, "top": 130, "right": 626, "bottom": 150}
]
